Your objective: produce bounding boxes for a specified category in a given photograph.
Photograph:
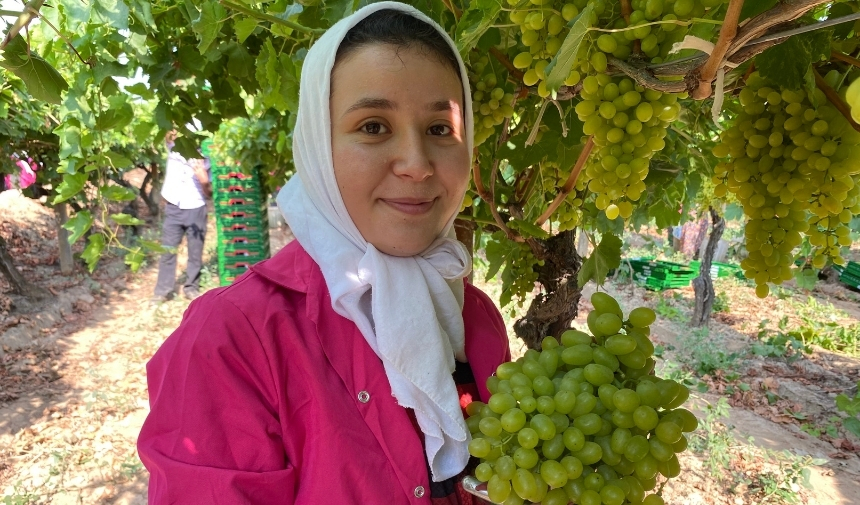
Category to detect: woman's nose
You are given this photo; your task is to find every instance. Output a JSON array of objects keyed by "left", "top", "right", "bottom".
[{"left": 392, "top": 129, "right": 433, "bottom": 181}]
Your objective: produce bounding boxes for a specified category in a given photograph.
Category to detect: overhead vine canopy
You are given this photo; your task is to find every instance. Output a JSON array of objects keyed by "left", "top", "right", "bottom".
[{"left": 2, "top": 0, "right": 860, "bottom": 333}]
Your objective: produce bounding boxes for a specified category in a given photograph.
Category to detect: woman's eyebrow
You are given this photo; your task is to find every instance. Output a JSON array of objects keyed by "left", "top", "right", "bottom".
[
  {"left": 343, "top": 98, "right": 458, "bottom": 116},
  {"left": 428, "top": 100, "right": 456, "bottom": 112},
  {"left": 343, "top": 97, "right": 396, "bottom": 116}
]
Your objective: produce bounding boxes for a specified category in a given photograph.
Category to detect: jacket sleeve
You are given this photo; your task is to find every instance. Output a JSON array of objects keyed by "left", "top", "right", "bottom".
[{"left": 137, "top": 295, "right": 296, "bottom": 504}]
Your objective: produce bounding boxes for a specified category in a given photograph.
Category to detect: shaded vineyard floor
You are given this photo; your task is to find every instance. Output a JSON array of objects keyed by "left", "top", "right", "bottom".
[{"left": 1, "top": 189, "right": 859, "bottom": 504}]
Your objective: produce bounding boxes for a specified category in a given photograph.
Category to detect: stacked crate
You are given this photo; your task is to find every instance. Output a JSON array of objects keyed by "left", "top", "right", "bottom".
[
  {"left": 688, "top": 260, "right": 744, "bottom": 280},
  {"left": 202, "top": 140, "right": 270, "bottom": 286},
  {"left": 627, "top": 259, "right": 697, "bottom": 291},
  {"left": 838, "top": 261, "right": 860, "bottom": 289}
]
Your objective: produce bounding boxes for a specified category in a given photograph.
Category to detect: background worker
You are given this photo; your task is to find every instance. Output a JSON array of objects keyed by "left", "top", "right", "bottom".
[{"left": 152, "top": 130, "right": 212, "bottom": 302}]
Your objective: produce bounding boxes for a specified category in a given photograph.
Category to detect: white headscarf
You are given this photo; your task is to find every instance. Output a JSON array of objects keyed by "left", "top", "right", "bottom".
[{"left": 276, "top": 1, "right": 475, "bottom": 482}]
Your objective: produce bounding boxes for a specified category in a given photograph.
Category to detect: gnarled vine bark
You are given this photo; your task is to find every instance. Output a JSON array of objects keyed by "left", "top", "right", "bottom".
[
  {"left": 514, "top": 229, "right": 583, "bottom": 349},
  {"left": 691, "top": 207, "right": 726, "bottom": 327}
]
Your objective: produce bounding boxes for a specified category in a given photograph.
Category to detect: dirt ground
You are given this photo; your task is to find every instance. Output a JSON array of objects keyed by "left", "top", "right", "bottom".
[{"left": 1, "top": 189, "right": 859, "bottom": 504}]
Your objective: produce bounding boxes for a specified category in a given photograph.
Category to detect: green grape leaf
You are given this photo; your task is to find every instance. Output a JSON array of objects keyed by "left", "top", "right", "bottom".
[
  {"left": 53, "top": 172, "right": 88, "bottom": 204},
  {"left": 124, "top": 247, "right": 146, "bottom": 272},
  {"left": 578, "top": 233, "right": 622, "bottom": 287},
  {"left": 508, "top": 219, "right": 550, "bottom": 239},
  {"left": 545, "top": 3, "right": 594, "bottom": 93},
  {"left": 57, "top": 125, "right": 84, "bottom": 162},
  {"left": 739, "top": 0, "right": 778, "bottom": 21},
  {"left": 234, "top": 17, "right": 259, "bottom": 43},
  {"left": 322, "top": 0, "right": 358, "bottom": 26},
  {"left": 178, "top": 45, "right": 206, "bottom": 73},
  {"left": 153, "top": 101, "right": 173, "bottom": 130},
  {"left": 124, "top": 82, "right": 154, "bottom": 99},
  {"left": 133, "top": 122, "right": 155, "bottom": 144},
  {"left": 101, "top": 185, "right": 137, "bottom": 202},
  {"left": 62, "top": 210, "right": 93, "bottom": 245},
  {"left": 140, "top": 239, "right": 169, "bottom": 254},
  {"left": 844, "top": 417, "right": 860, "bottom": 439},
  {"left": 794, "top": 268, "right": 818, "bottom": 290},
  {"left": 836, "top": 391, "right": 860, "bottom": 416},
  {"left": 193, "top": 0, "right": 227, "bottom": 54},
  {"left": 484, "top": 233, "right": 521, "bottom": 281},
  {"left": 92, "top": 0, "right": 129, "bottom": 30},
  {"left": 81, "top": 234, "right": 106, "bottom": 272},
  {"left": 96, "top": 104, "right": 134, "bottom": 131},
  {"left": 455, "top": 0, "right": 503, "bottom": 55},
  {"left": 106, "top": 151, "right": 134, "bottom": 169},
  {"left": 225, "top": 42, "right": 254, "bottom": 78},
  {"left": 255, "top": 39, "right": 299, "bottom": 113},
  {"left": 110, "top": 213, "right": 146, "bottom": 226},
  {"left": 756, "top": 29, "right": 831, "bottom": 91},
  {"left": 0, "top": 35, "right": 69, "bottom": 104},
  {"left": 129, "top": 0, "right": 157, "bottom": 29},
  {"left": 58, "top": 0, "right": 93, "bottom": 27}
]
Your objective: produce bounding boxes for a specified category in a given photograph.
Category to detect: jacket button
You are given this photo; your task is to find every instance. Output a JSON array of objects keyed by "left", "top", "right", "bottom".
[
  {"left": 413, "top": 486, "right": 425, "bottom": 498},
  {"left": 357, "top": 391, "right": 370, "bottom": 403}
]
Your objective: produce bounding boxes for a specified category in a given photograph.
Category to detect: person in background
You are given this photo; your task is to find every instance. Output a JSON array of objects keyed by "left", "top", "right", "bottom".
[{"left": 152, "top": 130, "right": 212, "bottom": 303}]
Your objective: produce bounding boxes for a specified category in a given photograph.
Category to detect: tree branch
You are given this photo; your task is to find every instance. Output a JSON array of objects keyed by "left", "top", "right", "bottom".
[
  {"left": 0, "top": 0, "right": 44, "bottom": 50},
  {"left": 690, "top": 0, "right": 745, "bottom": 99},
  {"left": 535, "top": 136, "right": 594, "bottom": 227},
  {"left": 813, "top": 68, "right": 860, "bottom": 133}
]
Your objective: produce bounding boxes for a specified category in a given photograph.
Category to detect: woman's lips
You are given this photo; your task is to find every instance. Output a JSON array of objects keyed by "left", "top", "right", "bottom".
[{"left": 382, "top": 198, "right": 435, "bottom": 215}]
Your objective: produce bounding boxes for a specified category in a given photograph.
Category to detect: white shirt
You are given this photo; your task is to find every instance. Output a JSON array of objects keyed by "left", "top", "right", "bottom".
[{"left": 160, "top": 148, "right": 207, "bottom": 210}]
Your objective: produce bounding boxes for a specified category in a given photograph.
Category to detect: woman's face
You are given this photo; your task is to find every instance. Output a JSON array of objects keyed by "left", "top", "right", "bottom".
[{"left": 330, "top": 43, "right": 470, "bottom": 257}]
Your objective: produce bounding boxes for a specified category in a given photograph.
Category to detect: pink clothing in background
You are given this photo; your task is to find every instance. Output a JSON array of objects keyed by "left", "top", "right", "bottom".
[{"left": 138, "top": 241, "right": 511, "bottom": 504}]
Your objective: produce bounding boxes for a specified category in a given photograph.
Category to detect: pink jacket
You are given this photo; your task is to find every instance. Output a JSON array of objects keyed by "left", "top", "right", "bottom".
[{"left": 138, "top": 241, "right": 511, "bottom": 504}]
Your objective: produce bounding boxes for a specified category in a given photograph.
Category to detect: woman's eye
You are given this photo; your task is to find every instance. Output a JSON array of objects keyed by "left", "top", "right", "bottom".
[
  {"left": 361, "top": 122, "right": 388, "bottom": 135},
  {"left": 428, "top": 124, "right": 452, "bottom": 136}
]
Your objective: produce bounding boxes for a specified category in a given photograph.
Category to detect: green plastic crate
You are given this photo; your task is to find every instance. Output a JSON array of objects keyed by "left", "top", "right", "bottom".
[
  {"left": 212, "top": 172, "right": 260, "bottom": 189},
  {"left": 213, "top": 184, "right": 262, "bottom": 200},
  {"left": 213, "top": 193, "right": 266, "bottom": 208},
  {"left": 216, "top": 207, "right": 269, "bottom": 227}
]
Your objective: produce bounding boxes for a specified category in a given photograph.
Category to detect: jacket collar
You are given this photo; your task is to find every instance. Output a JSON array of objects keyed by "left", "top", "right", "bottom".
[{"left": 249, "top": 240, "right": 315, "bottom": 294}]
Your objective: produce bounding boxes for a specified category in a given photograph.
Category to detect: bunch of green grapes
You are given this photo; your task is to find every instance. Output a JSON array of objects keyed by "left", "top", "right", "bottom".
[
  {"left": 487, "top": 231, "right": 544, "bottom": 306},
  {"left": 562, "top": 0, "right": 724, "bottom": 220},
  {"left": 539, "top": 161, "right": 586, "bottom": 232},
  {"left": 845, "top": 76, "right": 860, "bottom": 123},
  {"left": 508, "top": 0, "right": 599, "bottom": 97},
  {"left": 575, "top": 74, "right": 680, "bottom": 220},
  {"left": 470, "top": 54, "right": 517, "bottom": 146},
  {"left": 712, "top": 71, "right": 860, "bottom": 297},
  {"left": 467, "top": 292, "right": 696, "bottom": 505}
]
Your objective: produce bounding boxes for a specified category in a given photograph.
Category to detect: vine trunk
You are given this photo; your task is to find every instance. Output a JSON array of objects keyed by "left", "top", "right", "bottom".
[
  {"left": 514, "top": 229, "right": 582, "bottom": 349},
  {"left": 692, "top": 207, "right": 726, "bottom": 327}
]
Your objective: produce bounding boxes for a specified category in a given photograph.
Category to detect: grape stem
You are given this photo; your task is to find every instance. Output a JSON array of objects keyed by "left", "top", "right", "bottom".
[
  {"left": 690, "top": 0, "right": 745, "bottom": 100},
  {"left": 534, "top": 136, "right": 594, "bottom": 228},
  {"left": 831, "top": 50, "right": 860, "bottom": 70},
  {"left": 220, "top": 0, "right": 326, "bottom": 34},
  {"left": 489, "top": 47, "right": 524, "bottom": 81},
  {"left": 439, "top": 0, "right": 462, "bottom": 20},
  {"left": 813, "top": 68, "right": 860, "bottom": 133},
  {"left": 485, "top": 94, "right": 526, "bottom": 243},
  {"left": 0, "top": 0, "right": 44, "bottom": 50}
]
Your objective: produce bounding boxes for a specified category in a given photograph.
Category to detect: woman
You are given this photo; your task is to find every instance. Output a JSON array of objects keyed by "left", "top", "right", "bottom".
[{"left": 138, "top": 3, "right": 511, "bottom": 503}]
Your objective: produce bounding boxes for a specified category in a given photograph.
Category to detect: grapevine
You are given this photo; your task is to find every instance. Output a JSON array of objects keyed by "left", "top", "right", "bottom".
[{"left": 467, "top": 291, "right": 695, "bottom": 504}]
